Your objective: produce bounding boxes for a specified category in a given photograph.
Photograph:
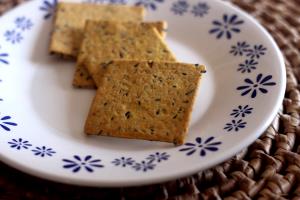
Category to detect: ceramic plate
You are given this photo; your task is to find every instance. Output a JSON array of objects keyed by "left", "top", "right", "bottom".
[{"left": 0, "top": 0, "right": 285, "bottom": 187}]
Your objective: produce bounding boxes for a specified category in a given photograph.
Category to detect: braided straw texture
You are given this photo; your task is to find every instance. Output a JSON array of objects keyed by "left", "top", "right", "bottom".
[{"left": 0, "top": 0, "right": 298, "bottom": 199}]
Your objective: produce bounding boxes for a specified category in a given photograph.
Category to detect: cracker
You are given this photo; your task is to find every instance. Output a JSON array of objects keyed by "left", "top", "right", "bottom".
[
  {"left": 73, "top": 20, "right": 176, "bottom": 88},
  {"left": 84, "top": 60, "right": 205, "bottom": 145},
  {"left": 49, "top": 2, "right": 145, "bottom": 57},
  {"left": 150, "top": 21, "right": 168, "bottom": 39}
]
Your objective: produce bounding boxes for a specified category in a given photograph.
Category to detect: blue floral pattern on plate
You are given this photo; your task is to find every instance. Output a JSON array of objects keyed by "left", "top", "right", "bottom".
[
  {"left": 146, "top": 152, "right": 170, "bottom": 162},
  {"left": 7, "top": 138, "right": 57, "bottom": 158},
  {"left": 4, "top": 30, "right": 23, "bottom": 44},
  {"left": 40, "top": 0, "right": 57, "bottom": 19},
  {"left": 8, "top": 138, "right": 32, "bottom": 150},
  {"left": 179, "top": 137, "right": 222, "bottom": 157},
  {"left": 230, "top": 105, "right": 253, "bottom": 118},
  {"left": 63, "top": 155, "right": 104, "bottom": 173},
  {"left": 237, "top": 74, "right": 276, "bottom": 98},
  {"left": 230, "top": 42, "right": 267, "bottom": 75},
  {"left": 4, "top": 16, "right": 33, "bottom": 44},
  {"left": 171, "top": 0, "right": 189, "bottom": 15},
  {"left": 111, "top": 152, "right": 170, "bottom": 172},
  {"left": 32, "top": 146, "right": 56, "bottom": 157},
  {"left": 209, "top": 14, "right": 244, "bottom": 39},
  {"left": 224, "top": 119, "right": 247, "bottom": 132},
  {"left": 0, "top": 116, "right": 17, "bottom": 131},
  {"left": 135, "top": 0, "right": 164, "bottom": 11},
  {"left": 0, "top": 46, "right": 9, "bottom": 65},
  {"left": 246, "top": 44, "right": 267, "bottom": 59},
  {"left": 112, "top": 157, "right": 135, "bottom": 167},
  {"left": 132, "top": 160, "right": 156, "bottom": 172},
  {"left": 15, "top": 17, "right": 33, "bottom": 31},
  {"left": 191, "top": 2, "right": 209, "bottom": 17},
  {"left": 230, "top": 41, "right": 250, "bottom": 56},
  {"left": 238, "top": 59, "right": 258, "bottom": 73},
  {"left": 223, "top": 105, "right": 253, "bottom": 132}
]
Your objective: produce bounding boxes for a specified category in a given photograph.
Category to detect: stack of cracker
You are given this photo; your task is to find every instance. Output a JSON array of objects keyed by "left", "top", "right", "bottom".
[{"left": 50, "top": 2, "right": 205, "bottom": 145}]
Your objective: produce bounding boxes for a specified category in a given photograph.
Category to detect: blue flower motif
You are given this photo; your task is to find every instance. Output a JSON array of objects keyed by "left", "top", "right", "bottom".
[
  {"left": 224, "top": 119, "right": 247, "bottom": 132},
  {"left": 246, "top": 44, "right": 267, "bottom": 59},
  {"left": 0, "top": 53, "right": 8, "bottom": 65},
  {"left": 8, "top": 138, "right": 32, "bottom": 150},
  {"left": 4, "top": 30, "right": 23, "bottom": 44},
  {"left": 146, "top": 152, "right": 170, "bottom": 162},
  {"left": 63, "top": 155, "right": 104, "bottom": 173},
  {"left": 108, "top": 0, "right": 127, "bottom": 3},
  {"left": 40, "top": 0, "right": 57, "bottom": 19},
  {"left": 109, "top": 0, "right": 127, "bottom": 4},
  {"left": 0, "top": 46, "right": 9, "bottom": 65},
  {"left": 132, "top": 160, "right": 156, "bottom": 172},
  {"left": 209, "top": 14, "right": 244, "bottom": 39},
  {"left": 0, "top": 116, "right": 17, "bottom": 131},
  {"left": 135, "top": 0, "right": 164, "bottom": 11},
  {"left": 191, "top": 2, "right": 209, "bottom": 17},
  {"left": 230, "top": 41, "right": 250, "bottom": 56},
  {"left": 171, "top": 0, "right": 189, "bottom": 15},
  {"left": 179, "top": 137, "right": 221, "bottom": 156},
  {"left": 112, "top": 157, "right": 135, "bottom": 167},
  {"left": 32, "top": 146, "right": 56, "bottom": 157},
  {"left": 238, "top": 59, "right": 258, "bottom": 73},
  {"left": 230, "top": 105, "right": 253, "bottom": 118},
  {"left": 237, "top": 73, "right": 276, "bottom": 98},
  {"left": 15, "top": 17, "right": 33, "bottom": 31}
]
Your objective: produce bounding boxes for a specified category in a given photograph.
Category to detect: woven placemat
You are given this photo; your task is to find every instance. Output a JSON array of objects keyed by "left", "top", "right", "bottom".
[{"left": 0, "top": 0, "right": 298, "bottom": 199}]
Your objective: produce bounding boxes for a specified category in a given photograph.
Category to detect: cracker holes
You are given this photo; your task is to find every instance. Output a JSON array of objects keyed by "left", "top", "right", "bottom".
[{"left": 125, "top": 111, "right": 131, "bottom": 119}]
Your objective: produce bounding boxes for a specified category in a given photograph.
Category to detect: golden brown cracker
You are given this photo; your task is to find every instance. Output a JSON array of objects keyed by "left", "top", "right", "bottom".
[
  {"left": 84, "top": 60, "right": 205, "bottom": 145},
  {"left": 73, "top": 20, "right": 176, "bottom": 88},
  {"left": 49, "top": 2, "right": 145, "bottom": 57}
]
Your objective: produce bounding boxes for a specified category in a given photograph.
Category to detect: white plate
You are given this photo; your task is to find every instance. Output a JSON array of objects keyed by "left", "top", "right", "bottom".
[{"left": 0, "top": 0, "right": 285, "bottom": 187}]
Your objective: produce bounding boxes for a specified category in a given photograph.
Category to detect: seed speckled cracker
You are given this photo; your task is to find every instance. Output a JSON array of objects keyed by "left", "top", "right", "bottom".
[
  {"left": 84, "top": 60, "right": 205, "bottom": 145},
  {"left": 49, "top": 2, "right": 145, "bottom": 57},
  {"left": 73, "top": 20, "right": 176, "bottom": 88}
]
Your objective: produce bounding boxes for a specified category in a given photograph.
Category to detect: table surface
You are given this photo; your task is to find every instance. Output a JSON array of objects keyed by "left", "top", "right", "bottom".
[{"left": 1, "top": 0, "right": 300, "bottom": 199}]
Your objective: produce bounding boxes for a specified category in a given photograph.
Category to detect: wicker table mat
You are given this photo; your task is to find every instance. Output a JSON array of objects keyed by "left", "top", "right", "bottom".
[{"left": 0, "top": 0, "right": 298, "bottom": 199}]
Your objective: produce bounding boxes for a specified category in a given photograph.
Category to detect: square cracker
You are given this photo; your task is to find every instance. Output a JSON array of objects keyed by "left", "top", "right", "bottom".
[
  {"left": 49, "top": 2, "right": 145, "bottom": 57},
  {"left": 84, "top": 60, "right": 206, "bottom": 145},
  {"left": 73, "top": 20, "right": 176, "bottom": 88}
]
